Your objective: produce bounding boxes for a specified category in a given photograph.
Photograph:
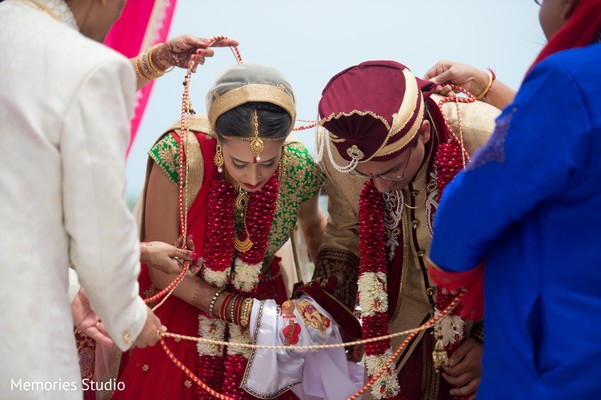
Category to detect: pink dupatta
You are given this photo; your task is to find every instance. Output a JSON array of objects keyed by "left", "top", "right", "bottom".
[{"left": 104, "top": 0, "right": 177, "bottom": 156}]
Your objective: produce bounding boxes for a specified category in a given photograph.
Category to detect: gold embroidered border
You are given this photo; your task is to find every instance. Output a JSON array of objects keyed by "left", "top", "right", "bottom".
[
  {"left": 208, "top": 84, "right": 296, "bottom": 129},
  {"left": 313, "top": 248, "right": 360, "bottom": 311},
  {"left": 182, "top": 131, "right": 202, "bottom": 213}
]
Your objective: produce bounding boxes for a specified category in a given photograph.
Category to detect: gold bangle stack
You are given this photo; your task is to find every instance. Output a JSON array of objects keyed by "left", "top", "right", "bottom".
[{"left": 135, "top": 44, "right": 170, "bottom": 81}]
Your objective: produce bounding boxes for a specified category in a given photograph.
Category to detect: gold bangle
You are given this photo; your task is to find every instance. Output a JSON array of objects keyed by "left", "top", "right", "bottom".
[
  {"left": 143, "top": 53, "right": 162, "bottom": 79},
  {"left": 136, "top": 52, "right": 157, "bottom": 81},
  {"left": 133, "top": 54, "right": 150, "bottom": 81},
  {"left": 137, "top": 49, "right": 163, "bottom": 81},
  {"left": 147, "top": 44, "right": 167, "bottom": 77},
  {"left": 475, "top": 70, "right": 494, "bottom": 100},
  {"left": 239, "top": 297, "right": 254, "bottom": 328}
]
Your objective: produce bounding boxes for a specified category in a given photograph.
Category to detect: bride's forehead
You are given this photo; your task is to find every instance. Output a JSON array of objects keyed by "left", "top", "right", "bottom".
[{"left": 221, "top": 139, "right": 283, "bottom": 159}]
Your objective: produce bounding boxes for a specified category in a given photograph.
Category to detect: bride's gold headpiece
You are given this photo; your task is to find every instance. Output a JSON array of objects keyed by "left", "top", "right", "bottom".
[{"left": 207, "top": 63, "right": 296, "bottom": 158}]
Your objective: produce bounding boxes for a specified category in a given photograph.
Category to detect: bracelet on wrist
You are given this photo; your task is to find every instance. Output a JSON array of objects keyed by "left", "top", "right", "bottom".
[
  {"left": 134, "top": 44, "right": 172, "bottom": 81},
  {"left": 475, "top": 67, "right": 496, "bottom": 100},
  {"left": 208, "top": 287, "right": 225, "bottom": 317},
  {"left": 239, "top": 297, "right": 254, "bottom": 328},
  {"left": 218, "top": 293, "right": 235, "bottom": 321}
]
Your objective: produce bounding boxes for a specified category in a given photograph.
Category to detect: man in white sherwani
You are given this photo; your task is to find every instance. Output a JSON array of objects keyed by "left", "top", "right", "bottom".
[{"left": 0, "top": 0, "right": 165, "bottom": 398}]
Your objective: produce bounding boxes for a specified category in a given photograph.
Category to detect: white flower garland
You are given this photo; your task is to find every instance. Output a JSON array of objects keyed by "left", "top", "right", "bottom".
[
  {"left": 202, "top": 268, "right": 229, "bottom": 287},
  {"left": 434, "top": 311, "right": 465, "bottom": 348},
  {"left": 358, "top": 272, "right": 388, "bottom": 316},
  {"left": 227, "top": 323, "right": 252, "bottom": 358},
  {"left": 197, "top": 315, "right": 227, "bottom": 356},
  {"left": 365, "top": 349, "right": 401, "bottom": 399},
  {"left": 198, "top": 264, "right": 230, "bottom": 357},
  {"left": 358, "top": 270, "right": 400, "bottom": 398},
  {"left": 231, "top": 259, "right": 262, "bottom": 292},
  {"left": 224, "top": 257, "right": 261, "bottom": 360}
]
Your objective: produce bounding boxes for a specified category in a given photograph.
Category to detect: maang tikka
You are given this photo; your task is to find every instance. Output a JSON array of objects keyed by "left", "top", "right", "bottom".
[{"left": 251, "top": 110, "right": 264, "bottom": 163}]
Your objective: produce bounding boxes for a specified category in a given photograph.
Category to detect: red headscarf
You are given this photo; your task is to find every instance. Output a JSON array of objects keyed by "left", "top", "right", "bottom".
[
  {"left": 318, "top": 61, "right": 436, "bottom": 162},
  {"left": 527, "top": 0, "right": 601, "bottom": 74}
]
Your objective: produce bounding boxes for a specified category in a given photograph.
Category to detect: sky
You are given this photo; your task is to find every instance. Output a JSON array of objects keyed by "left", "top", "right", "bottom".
[{"left": 125, "top": 0, "right": 545, "bottom": 203}]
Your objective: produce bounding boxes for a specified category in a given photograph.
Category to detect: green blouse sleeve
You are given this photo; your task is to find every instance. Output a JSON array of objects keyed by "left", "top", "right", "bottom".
[
  {"left": 148, "top": 134, "right": 181, "bottom": 185},
  {"left": 281, "top": 142, "right": 325, "bottom": 201},
  {"left": 265, "top": 142, "right": 325, "bottom": 256}
]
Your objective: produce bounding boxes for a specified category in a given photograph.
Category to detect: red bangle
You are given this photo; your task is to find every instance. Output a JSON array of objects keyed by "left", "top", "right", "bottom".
[{"left": 219, "top": 293, "right": 235, "bottom": 321}]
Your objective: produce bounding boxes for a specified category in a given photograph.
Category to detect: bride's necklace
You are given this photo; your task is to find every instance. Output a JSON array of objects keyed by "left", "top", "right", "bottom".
[{"left": 223, "top": 169, "right": 254, "bottom": 253}]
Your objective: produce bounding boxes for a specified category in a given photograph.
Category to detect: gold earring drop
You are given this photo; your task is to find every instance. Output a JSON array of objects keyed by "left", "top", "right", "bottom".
[{"left": 214, "top": 144, "right": 224, "bottom": 173}]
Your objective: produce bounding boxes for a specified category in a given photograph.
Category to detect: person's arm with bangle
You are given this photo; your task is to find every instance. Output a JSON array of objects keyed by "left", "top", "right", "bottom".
[
  {"left": 423, "top": 60, "right": 516, "bottom": 110},
  {"left": 130, "top": 35, "right": 239, "bottom": 91}
]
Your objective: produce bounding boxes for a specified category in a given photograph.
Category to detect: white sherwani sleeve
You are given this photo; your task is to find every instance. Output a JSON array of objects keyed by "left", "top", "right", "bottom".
[
  {"left": 68, "top": 268, "right": 80, "bottom": 303},
  {"left": 242, "top": 295, "right": 363, "bottom": 399},
  {"left": 60, "top": 57, "right": 147, "bottom": 351}
]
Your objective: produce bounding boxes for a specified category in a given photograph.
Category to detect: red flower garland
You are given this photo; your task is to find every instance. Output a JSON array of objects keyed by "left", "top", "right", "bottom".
[
  {"left": 434, "top": 139, "right": 464, "bottom": 199},
  {"left": 204, "top": 180, "right": 236, "bottom": 274},
  {"left": 434, "top": 136, "right": 469, "bottom": 400},
  {"left": 222, "top": 174, "right": 279, "bottom": 400},
  {"left": 358, "top": 181, "right": 403, "bottom": 398},
  {"left": 222, "top": 354, "right": 250, "bottom": 399},
  {"left": 197, "top": 179, "right": 235, "bottom": 400},
  {"left": 358, "top": 181, "right": 389, "bottom": 356},
  {"left": 197, "top": 355, "right": 226, "bottom": 400},
  {"left": 357, "top": 131, "right": 468, "bottom": 398},
  {"left": 199, "top": 171, "right": 280, "bottom": 400}
]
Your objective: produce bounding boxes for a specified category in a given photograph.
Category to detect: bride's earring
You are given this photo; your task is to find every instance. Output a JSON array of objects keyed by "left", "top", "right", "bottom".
[{"left": 214, "top": 144, "right": 224, "bottom": 173}]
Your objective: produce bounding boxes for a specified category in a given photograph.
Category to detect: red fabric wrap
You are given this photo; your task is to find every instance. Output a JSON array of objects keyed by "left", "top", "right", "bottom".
[
  {"left": 255, "top": 256, "right": 288, "bottom": 304},
  {"left": 318, "top": 60, "right": 437, "bottom": 162},
  {"left": 427, "top": 261, "right": 485, "bottom": 322}
]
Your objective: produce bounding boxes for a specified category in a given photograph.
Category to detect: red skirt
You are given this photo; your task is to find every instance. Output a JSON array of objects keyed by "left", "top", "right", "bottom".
[{"left": 113, "top": 259, "right": 295, "bottom": 400}]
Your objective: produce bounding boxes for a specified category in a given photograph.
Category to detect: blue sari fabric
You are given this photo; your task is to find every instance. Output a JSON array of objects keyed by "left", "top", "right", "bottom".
[{"left": 430, "top": 43, "right": 601, "bottom": 399}]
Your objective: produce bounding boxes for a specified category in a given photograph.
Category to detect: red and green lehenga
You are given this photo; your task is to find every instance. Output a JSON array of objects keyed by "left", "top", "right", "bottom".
[{"left": 111, "top": 120, "right": 324, "bottom": 400}]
